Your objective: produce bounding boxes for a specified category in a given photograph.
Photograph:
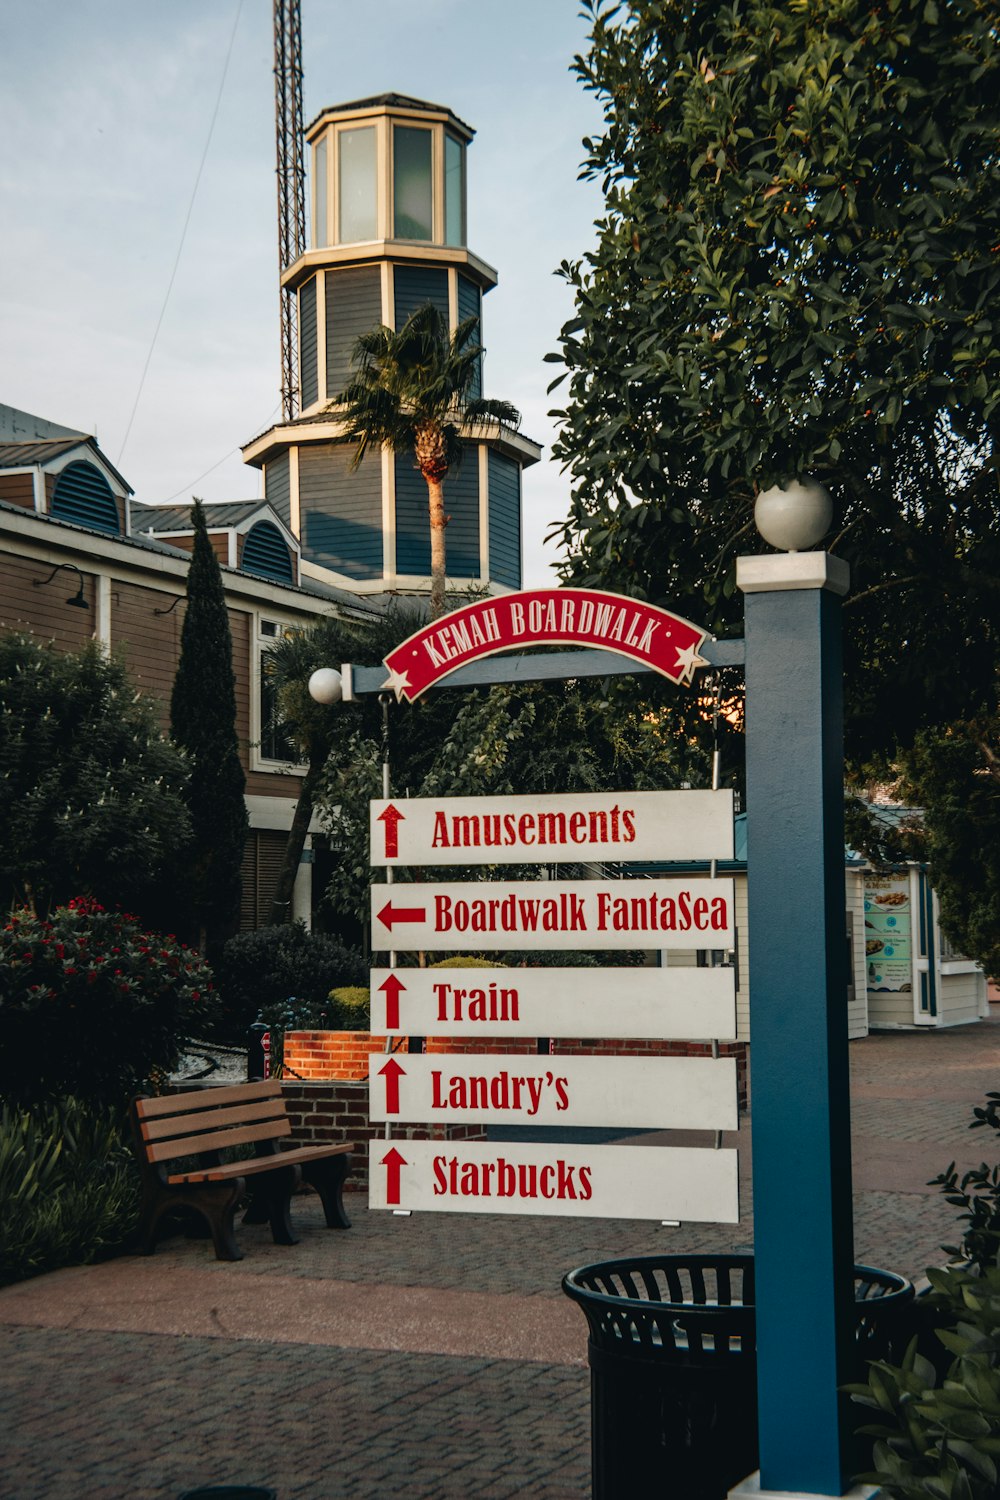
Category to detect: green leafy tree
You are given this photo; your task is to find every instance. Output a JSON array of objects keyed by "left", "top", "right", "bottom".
[
  {"left": 337, "top": 305, "right": 521, "bottom": 619},
  {"left": 170, "top": 499, "right": 247, "bottom": 950},
  {"left": 0, "top": 632, "right": 190, "bottom": 918},
  {"left": 899, "top": 715, "right": 1000, "bottom": 978},
  {"left": 549, "top": 0, "right": 1000, "bottom": 768}
]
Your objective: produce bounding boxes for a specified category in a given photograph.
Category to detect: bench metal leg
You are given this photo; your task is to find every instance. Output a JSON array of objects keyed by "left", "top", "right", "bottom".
[
  {"left": 302, "top": 1153, "right": 352, "bottom": 1229},
  {"left": 139, "top": 1180, "right": 246, "bottom": 1262},
  {"left": 242, "top": 1163, "right": 301, "bottom": 1246}
]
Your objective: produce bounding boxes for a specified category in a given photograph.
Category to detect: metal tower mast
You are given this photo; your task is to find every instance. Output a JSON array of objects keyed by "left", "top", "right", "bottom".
[{"left": 273, "top": 0, "right": 306, "bottom": 422}]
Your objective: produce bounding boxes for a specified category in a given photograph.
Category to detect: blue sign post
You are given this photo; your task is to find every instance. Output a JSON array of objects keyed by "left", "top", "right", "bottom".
[{"left": 737, "top": 549, "right": 865, "bottom": 1499}]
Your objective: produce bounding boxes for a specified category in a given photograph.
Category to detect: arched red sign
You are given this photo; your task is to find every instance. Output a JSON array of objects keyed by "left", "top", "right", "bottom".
[{"left": 381, "top": 588, "right": 709, "bottom": 702}]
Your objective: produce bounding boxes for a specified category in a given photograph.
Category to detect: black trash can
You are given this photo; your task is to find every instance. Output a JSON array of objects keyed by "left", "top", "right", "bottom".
[
  {"left": 178, "top": 1489, "right": 277, "bottom": 1499},
  {"left": 562, "top": 1253, "right": 913, "bottom": 1500}
]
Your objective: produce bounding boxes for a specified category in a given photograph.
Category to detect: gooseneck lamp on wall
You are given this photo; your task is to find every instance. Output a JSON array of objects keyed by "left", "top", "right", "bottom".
[{"left": 32, "top": 562, "right": 89, "bottom": 609}]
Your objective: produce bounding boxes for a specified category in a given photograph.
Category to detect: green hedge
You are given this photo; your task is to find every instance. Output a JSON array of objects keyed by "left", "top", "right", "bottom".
[{"left": 0, "top": 1098, "right": 139, "bottom": 1287}]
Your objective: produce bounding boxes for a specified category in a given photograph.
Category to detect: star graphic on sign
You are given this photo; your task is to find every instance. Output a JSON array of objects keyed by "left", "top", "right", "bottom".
[
  {"left": 673, "top": 642, "right": 710, "bottom": 681},
  {"left": 380, "top": 666, "right": 412, "bottom": 701}
]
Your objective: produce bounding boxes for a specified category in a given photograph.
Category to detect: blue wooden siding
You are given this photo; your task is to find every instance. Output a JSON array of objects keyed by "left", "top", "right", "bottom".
[
  {"left": 263, "top": 454, "right": 291, "bottom": 529},
  {"left": 326, "top": 266, "right": 381, "bottom": 401},
  {"left": 487, "top": 450, "right": 521, "bottom": 588},
  {"left": 299, "top": 442, "right": 382, "bottom": 580},
  {"left": 393, "top": 265, "right": 448, "bottom": 330},
  {"left": 395, "top": 447, "right": 480, "bottom": 578},
  {"left": 457, "top": 275, "right": 482, "bottom": 399},
  {"left": 50, "top": 460, "right": 120, "bottom": 534},
  {"left": 299, "top": 276, "right": 319, "bottom": 409}
]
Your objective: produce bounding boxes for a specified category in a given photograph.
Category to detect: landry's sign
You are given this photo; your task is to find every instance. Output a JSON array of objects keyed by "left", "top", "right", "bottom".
[{"left": 381, "top": 588, "right": 710, "bottom": 702}]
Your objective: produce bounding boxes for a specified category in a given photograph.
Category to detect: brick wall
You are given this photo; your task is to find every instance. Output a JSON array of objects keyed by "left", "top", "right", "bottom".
[{"left": 280, "top": 1078, "right": 485, "bottom": 1190}]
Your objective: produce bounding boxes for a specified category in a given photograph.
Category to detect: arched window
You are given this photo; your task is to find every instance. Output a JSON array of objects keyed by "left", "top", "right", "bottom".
[
  {"left": 50, "top": 461, "right": 120, "bottom": 534},
  {"left": 242, "top": 521, "right": 294, "bottom": 583}
]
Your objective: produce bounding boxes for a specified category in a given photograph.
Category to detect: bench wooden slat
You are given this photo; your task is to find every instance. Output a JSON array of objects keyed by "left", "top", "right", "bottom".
[
  {"left": 168, "top": 1142, "right": 352, "bottom": 1185},
  {"left": 143, "top": 1116, "right": 292, "bottom": 1163},
  {"left": 139, "top": 1098, "right": 288, "bottom": 1144},
  {"left": 135, "top": 1080, "right": 282, "bottom": 1119}
]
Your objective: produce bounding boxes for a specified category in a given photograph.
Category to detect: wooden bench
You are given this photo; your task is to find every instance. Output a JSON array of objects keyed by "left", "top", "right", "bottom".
[{"left": 131, "top": 1080, "right": 354, "bottom": 1262}]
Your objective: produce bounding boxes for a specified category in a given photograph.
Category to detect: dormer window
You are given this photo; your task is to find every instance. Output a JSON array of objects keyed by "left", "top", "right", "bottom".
[{"left": 50, "top": 460, "right": 120, "bottom": 534}]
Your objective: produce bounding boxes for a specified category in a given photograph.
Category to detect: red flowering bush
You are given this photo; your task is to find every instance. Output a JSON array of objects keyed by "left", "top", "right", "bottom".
[{"left": 0, "top": 900, "right": 220, "bottom": 1109}]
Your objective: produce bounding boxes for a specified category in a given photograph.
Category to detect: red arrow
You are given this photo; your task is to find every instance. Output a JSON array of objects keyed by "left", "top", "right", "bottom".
[
  {"left": 377, "top": 803, "right": 405, "bottom": 859},
  {"left": 378, "top": 1056, "right": 407, "bottom": 1114},
  {"left": 378, "top": 973, "right": 406, "bottom": 1030},
  {"left": 381, "top": 1146, "right": 408, "bottom": 1206},
  {"left": 376, "top": 900, "right": 426, "bottom": 932}
]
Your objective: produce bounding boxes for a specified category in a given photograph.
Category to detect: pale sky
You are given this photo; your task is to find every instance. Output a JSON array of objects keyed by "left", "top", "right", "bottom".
[{"left": 2, "top": 1, "right": 606, "bottom": 585}]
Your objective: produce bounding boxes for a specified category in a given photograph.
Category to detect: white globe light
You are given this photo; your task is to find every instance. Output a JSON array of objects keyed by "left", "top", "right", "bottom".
[
  {"left": 754, "top": 480, "right": 833, "bottom": 552},
  {"left": 308, "top": 667, "right": 343, "bottom": 705}
]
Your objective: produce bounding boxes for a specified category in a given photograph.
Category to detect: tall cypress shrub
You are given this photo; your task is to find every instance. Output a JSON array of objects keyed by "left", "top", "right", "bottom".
[{"left": 170, "top": 499, "right": 248, "bottom": 950}]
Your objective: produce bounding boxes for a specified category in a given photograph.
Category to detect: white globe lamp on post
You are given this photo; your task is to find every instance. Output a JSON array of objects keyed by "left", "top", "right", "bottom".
[
  {"left": 307, "top": 667, "right": 343, "bottom": 705},
  {"left": 754, "top": 479, "right": 832, "bottom": 552}
]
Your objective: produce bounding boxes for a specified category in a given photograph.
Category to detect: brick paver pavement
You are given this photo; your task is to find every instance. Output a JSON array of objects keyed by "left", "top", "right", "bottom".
[{"left": 1, "top": 1015, "right": 998, "bottom": 1499}]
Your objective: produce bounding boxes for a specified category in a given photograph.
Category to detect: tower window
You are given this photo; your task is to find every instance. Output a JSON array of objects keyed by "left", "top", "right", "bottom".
[
  {"left": 393, "top": 126, "right": 432, "bottom": 241},
  {"left": 313, "top": 135, "right": 328, "bottom": 246},
  {"left": 338, "top": 127, "right": 376, "bottom": 243},
  {"left": 444, "top": 133, "right": 465, "bottom": 246}
]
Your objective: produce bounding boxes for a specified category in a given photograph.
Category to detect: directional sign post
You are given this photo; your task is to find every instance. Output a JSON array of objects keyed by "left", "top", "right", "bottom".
[
  {"left": 371, "top": 789, "right": 734, "bottom": 866},
  {"left": 370, "top": 966, "right": 736, "bottom": 1040},
  {"left": 371, "top": 877, "right": 735, "bottom": 952},
  {"left": 370, "top": 1139, "right": 739, "bottom": 1223},
  {"left": 370, "top": 1052, "right": 738, "bottom": 1131}
]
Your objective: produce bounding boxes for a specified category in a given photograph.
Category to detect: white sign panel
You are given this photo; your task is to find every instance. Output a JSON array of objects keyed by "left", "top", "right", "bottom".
[
  {"left": 368, "top": 1052, "right": 737, "bottom": 1131},
  {"left": 370, "top": 878, "right": 735, "bottom": 952},
  {"left": 370, "top": 789, "right": 734, "bottom": 867},
  {"left": 369, "top": 1139, "right": 739, "bottom": 1222},
  {"left": 370, "top": 965, "right": 736, "bottom": 1040}
]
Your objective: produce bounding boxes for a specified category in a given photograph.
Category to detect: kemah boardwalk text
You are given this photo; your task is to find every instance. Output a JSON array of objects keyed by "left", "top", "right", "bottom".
[{"left": 380, "top": 588, "right": 710, "bottom": 701}]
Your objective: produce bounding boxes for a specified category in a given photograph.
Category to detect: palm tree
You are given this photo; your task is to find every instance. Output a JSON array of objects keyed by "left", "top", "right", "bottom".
[{"left": 337, "top": 304, "right": 520, "bottom": 619}]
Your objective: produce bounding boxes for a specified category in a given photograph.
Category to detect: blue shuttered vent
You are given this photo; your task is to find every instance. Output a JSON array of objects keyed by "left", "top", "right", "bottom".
[
  {"left": 242, "top": 521, "right": 294, "bottom": 583},
  {"left": 50, "top": 461, "right": 120, "bottom": 534},
  {"left": 395, "top": 450, "right": 479, "bottom": 578}
]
